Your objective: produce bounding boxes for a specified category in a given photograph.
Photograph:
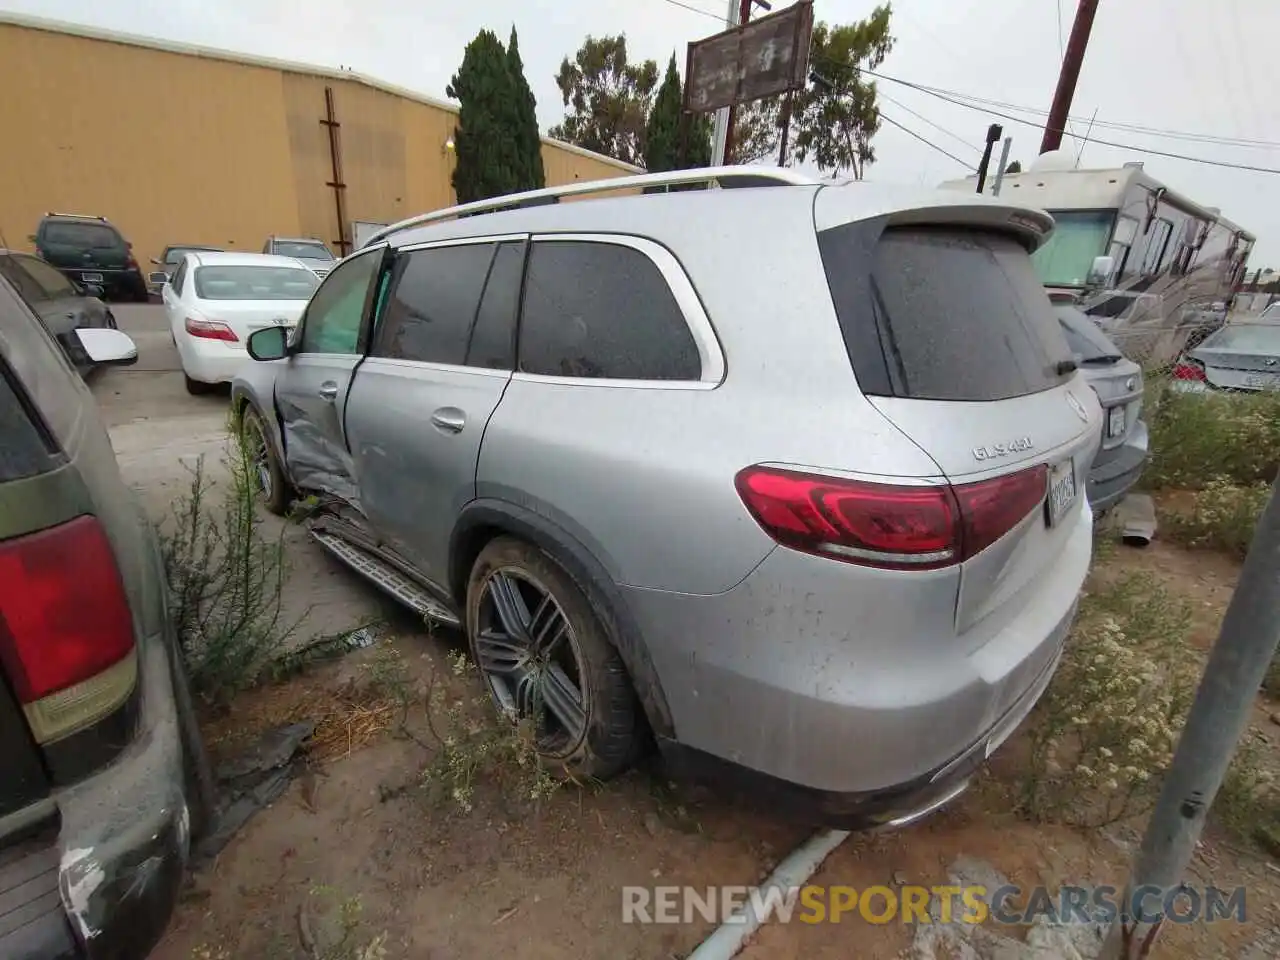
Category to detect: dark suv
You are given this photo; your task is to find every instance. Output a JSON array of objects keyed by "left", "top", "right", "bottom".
[
  {"left": 0, "top": 271, "right": 212, "bottom": 957},
  {"left": 31, "top": 214, "right": 148, "bottom": 303}
]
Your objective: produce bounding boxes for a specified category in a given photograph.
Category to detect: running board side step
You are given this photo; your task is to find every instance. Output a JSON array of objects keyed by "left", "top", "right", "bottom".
[{"left": 310, "top": 529, "right": 461, "bottom": 627}]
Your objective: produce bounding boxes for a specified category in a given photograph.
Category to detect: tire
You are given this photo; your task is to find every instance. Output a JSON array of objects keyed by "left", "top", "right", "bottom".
[
  {"left": 240, "top": 405, "right": 290, "bottom": 516},
  {"left": 465, "top": 537, "right": 639, "bottom": 781},
  {"left": 183, "top": 373, "right": 215, "bottom": 396}
]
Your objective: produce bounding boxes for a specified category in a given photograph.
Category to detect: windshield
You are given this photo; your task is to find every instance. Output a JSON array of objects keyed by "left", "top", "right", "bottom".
[
  {"left": 43, "top": 222, "right": 121, "bottom": 249},
  {"left": 274, "top": 241, "right": 334, "bottom": 261},
  {"left": 1054, "top": 305, "right": 1122, "bottom": 362},
  {"left": 194, "top": 266, "right": 320, "bottom": 301},
  {"left": 1032, "top": 210, "right": 1116, "bottom": 287}
]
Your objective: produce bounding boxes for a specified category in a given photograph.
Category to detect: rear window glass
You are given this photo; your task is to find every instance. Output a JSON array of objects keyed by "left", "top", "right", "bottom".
[
  {"left": 42, "top": 222, "right": 121, "bottom": 249},
  {"left": 822, "top": 225, "right": 1074, "bottom": 401},
  {"left": 194, "top": 266, "right": 319, "bottom": 301},
  {"left": 1204, "top": 323, "right": 1280, "bottom": 353},
  {"left": 274, "top": 242, "right": 334, "bottom": 261},
  {"left": 1054, "top": 306, "right": 1121, "bottom": 362}
]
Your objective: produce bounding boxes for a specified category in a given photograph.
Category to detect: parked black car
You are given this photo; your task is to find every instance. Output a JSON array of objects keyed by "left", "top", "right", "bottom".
[
  {"left": 0, "top": 250, "right": 118, "bottom": 374},
  {"left": 30, "top": 213, "right": 148, "bottom": 303},
  {"left": 0, "top": 269, "right": 213, "bottom": 959}
]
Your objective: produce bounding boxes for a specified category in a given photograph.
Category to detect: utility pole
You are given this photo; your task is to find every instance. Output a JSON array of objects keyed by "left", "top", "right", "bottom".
[
  {"left": 1101, "top": 474, "right": 1280, "bottom": 959},
  {"left": 990, "top": 136, "right": 1013, "bottom": 196},
  {"left": 1041, "top": 0, "right": 1100, "bottom": 154},
  {"left": 720, "top": 0, "right": 754, "bottom": 166},
  {"left": 974, "top": 123, "right": 1003, "bottom": 194},
  {"left": 709, "top": 0, "right": 743, "bottom": 166}
]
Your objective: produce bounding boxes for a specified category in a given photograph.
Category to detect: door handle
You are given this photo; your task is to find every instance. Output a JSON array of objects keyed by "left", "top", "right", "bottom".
[
  {"left": 430, "top": 408, "right": 466, "bottom": 434},
  {"left": 318, "top": 381, "right": 339, "bottom": 401}
]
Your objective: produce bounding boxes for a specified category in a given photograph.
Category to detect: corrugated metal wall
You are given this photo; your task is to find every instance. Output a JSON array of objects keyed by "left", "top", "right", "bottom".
[{"left": 0, "top": 20, "right": 638, "bottom": 267}]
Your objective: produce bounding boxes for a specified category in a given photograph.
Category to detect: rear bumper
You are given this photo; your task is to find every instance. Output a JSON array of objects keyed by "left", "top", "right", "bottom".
[
  {"left": 0, "top": 632, "right": 190, "bottom": 960},
  {"left": 57, "top": 632, "right": 189, "bottom": 958},
  {"left": 180, "top": 337, "right": 250, "bottom": 385},
  {"left": 625, "top": 497, "right": 1091, "bottom": 800},
  {"left": 658, "top": 631, "right": 1064, "bottom": 829},
  {"left": 1087, "top": 419, "right": 1149, "bottom": 514}
]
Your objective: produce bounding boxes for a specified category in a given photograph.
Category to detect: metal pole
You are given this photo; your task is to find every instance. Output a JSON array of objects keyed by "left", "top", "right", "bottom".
[
  {"left": 974, "top": 123, "right": 1003, "bottom": 194},
  {"left": 721, "top": 0, "right": 753, "bottom": 166},
  {"left": 1041, "top": 0, "right": 1100, "bottom": 154},
  {"left": 1101, "top": 474, "right": 1280, "bottom": 959},
  {"left": 709, "top": 0, "right": 741, "bottom": 166},
  {"left": 991, "top": 137, "right": 1013, "bottom": 196},
  {"left": 777, "top": 88, "right": 794, "bottom": 166}
]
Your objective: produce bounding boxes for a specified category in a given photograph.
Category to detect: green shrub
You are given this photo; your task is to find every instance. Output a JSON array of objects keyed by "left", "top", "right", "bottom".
[
  {"left": 1145, "top": 387, "right": 1280, "bottom": 490},
  {"left": 1160, "top": 477, "right": 1270, "bottom": 558},
  {"left": 1019, "top": 574, "right": 1197, "bottom": 826}
]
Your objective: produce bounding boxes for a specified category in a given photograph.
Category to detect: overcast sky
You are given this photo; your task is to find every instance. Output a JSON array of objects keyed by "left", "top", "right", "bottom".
[{"left": 5, "top": 0, "right": 1278, "bottom": 265}]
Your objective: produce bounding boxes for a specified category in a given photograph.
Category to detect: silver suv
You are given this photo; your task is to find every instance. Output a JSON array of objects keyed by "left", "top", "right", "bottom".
[{"left": 233, "top": 167, "right": 1101, "bottom": 827}]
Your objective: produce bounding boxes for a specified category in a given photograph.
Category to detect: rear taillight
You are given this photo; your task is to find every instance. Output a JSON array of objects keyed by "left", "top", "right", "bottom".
[
  {"left": 185, "top": 316, "right": 239, "bottom": 342},
  {"left": 126, "top": 255, "right": 139, "bottom": 270},
  {"left": 0, "top": 516, "right": 137, "bottom": 742},
  {"left": 1171, "top": 359, "right": 1206, "bottom": 382},
  {"left": 735, "top": 464, "right": 1049, "bottom": 570}
]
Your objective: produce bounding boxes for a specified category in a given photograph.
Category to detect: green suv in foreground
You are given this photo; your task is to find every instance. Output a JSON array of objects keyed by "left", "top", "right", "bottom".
[{"left": 31, "top": 213, "right": 149, "bottom": 302}]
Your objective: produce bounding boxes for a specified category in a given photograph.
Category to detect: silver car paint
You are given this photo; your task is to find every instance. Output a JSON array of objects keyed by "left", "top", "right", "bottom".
[{"left": 234, "top": 180, "right": 1096, "bottom": 795}]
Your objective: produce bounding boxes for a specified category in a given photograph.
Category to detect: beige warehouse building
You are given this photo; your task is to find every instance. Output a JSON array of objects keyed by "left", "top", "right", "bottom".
[{"left": 0, "top": 13, "right": 640, "bottom": 267}]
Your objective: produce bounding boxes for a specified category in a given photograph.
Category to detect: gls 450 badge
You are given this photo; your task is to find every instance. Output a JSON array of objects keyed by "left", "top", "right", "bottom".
[{"left": 972, "top": 437, "right": 1034, "bottom": 461}]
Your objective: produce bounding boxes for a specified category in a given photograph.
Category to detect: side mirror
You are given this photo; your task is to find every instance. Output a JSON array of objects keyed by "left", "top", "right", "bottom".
[
  {"left": 74, "top": 327, "right": 138, "bottom": 365},
  {"left": 1086, "top": 255, "right": 1115, "bottom": 288},
  {"left": 247, "top": 325, "right": 289, "bottom": 361},
  {"left": 150, "top": 257, "right": 162, "bottom": 265},
  {"left": 83, "top": 283, "right": 105, "bottom": 298}
]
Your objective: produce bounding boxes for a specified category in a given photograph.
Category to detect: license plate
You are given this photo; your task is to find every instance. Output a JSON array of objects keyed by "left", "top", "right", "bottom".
[
  {"left": 1047, "top": 458, "right": 1077, "bottom": 527},
  {"left": 82, "top": 272, "right": 103, "bottom": 283},
  {"left": 1245, "top": 372, "right": 1279, "bottom": 390},
  {"left": 1107, "top": 405, "right": 1126, "bottom": 438}
]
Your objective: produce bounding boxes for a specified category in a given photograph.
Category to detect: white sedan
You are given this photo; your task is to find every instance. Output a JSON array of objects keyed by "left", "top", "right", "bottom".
[{"left": 162, "top": 251, "right": 319, "bottom": 394}]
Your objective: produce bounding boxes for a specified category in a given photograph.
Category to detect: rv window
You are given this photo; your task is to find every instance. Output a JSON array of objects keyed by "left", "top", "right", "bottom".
[
  {"left": 1141, "top": 218, "right": 1173, "bottom": 277},
  {"left": 1032, "top": 210, "right": 1116, "bottom": 287}
]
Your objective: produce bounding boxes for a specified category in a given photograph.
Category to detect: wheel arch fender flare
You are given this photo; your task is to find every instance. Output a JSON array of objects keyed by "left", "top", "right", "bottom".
[{"left": 449, "top": 499, "right": 675, "bottom": 740}]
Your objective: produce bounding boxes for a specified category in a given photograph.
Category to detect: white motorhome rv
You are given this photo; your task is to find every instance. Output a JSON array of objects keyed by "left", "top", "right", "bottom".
[{"left": 940, "top": 153, "right": 1254, "bottom": 363}]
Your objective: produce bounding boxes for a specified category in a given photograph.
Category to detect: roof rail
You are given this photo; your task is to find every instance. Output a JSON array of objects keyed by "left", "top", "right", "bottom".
[
  {"left": 44, "top": 211, "right": 108, "bottom": 221},
  {"left": 363, "top": 165, "right": 819, "bottom": 247}
]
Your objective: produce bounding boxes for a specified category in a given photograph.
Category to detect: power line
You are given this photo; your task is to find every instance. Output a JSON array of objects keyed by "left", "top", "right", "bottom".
[
  {"left": 860, "top": 65, "right": 1280, "bottom": 174},
  {"left": 653, "top": 0, "right": 724, "bottom": 20},
  {"left": 878, "top": 92, "right": 982, "bottom": 154},
  {"left": 879, "top": 112, "right": 975, "bottom": 171}
]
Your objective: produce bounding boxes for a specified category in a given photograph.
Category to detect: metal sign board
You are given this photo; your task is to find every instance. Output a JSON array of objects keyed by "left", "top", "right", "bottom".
[{"left": 684, "top": 1, "right": 814, "bottom": 114}]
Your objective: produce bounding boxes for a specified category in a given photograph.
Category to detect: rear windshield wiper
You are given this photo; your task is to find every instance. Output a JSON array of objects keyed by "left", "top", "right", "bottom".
[
  {"left": 1077, "top": 354, "right": 1123, "bottom": 367},
  {"left": 1055, "top": 358, "right": 1079, "bottom": 375}
]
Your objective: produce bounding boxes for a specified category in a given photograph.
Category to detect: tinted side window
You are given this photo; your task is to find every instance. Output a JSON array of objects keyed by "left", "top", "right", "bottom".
[
  {"left": 518, "top": 241, "right": 700, "bottom": 381},
  {"left": 15, "top": 256, "right": 77, "bottom": 299},
  {"left": 300, "top": 251, "right": 381, "bottom": 355},
  {"left": 171, "top": 260, "right": 187, "bottom": 295},
  {"left": 465, "top": 241, "right": 524, "bottom": 370},
  {"left": 373, "top": 244, "right": 495, "bottom": 364},
  {"left": 822, "top": 226, "right": 1073, "bottom": 402},
  {"left": 0, "top": 256, "right": 46, "bottom": 303}
]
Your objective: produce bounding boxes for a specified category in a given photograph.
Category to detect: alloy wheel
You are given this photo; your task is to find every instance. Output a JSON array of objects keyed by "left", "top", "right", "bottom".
[
  {"left": 474, "top": 569, "right": 588, "bottom": 749},
  {"left": 242, "top": 417, "right": 273, "bottom": 501}
]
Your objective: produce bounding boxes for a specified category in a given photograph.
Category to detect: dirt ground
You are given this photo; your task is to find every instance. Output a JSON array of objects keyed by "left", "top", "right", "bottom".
[
  {"left": 88, "top": 319, "right": 1280, "bottom": 959},
  {"left": 140, "top": 540, "right": 1280, "bottom": 960}
]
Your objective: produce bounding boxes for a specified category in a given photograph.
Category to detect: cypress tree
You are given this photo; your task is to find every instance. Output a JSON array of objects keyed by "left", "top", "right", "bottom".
[
  {"left": 447, "top": 30, "right": 520, "bottom": 202},
  {"left": 507, "top": 27, "right": 546, "bottom": 191}
]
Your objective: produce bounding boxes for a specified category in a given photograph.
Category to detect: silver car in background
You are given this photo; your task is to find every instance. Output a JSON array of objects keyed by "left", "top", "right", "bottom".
[
  {"left": 1172, "top": 309, "right": 1280, "bottom": 393},
  {"left": 1054, "top": 301, "right": 1148, "bottom": 514},
  {"left": 232, "top": 167, "right": 1100, "bottom": 827}
]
